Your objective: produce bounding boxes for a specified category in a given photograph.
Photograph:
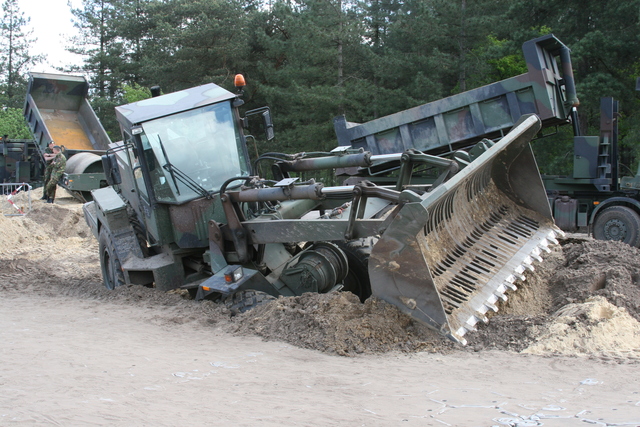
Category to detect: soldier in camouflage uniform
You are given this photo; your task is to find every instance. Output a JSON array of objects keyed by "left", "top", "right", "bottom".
[
  {"left": 41, "top": 141, "right": 55, "bottom": 200},
  {"left": 45, "top": 145, "right": 66, "bottom": 203}
]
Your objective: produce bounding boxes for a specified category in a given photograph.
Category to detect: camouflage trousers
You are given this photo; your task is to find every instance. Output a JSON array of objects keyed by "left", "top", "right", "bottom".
[
  {"left": 45, "top": 170, "right": 63, "bottom": 199},
  {"left": 42, "top": 163, "right": 53, "bottom": 195}
]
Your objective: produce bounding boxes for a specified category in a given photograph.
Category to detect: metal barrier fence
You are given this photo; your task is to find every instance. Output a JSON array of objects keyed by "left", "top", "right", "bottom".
[{"left": 1, "top": 183, "right": 32, "bottom": 216}]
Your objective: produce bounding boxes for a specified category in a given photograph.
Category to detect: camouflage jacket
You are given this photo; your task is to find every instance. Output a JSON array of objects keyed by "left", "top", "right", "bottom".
[
  {"left": 43, "top": 147, "right": 54, "bottom": 164},
  {"left": 50, "top": 153, "right": 67, "bottom": 176}
]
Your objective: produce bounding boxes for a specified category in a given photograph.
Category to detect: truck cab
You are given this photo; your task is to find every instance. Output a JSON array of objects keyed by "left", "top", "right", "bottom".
[{"left": 115, "top": 83, "right": 251, "bottom": 206}]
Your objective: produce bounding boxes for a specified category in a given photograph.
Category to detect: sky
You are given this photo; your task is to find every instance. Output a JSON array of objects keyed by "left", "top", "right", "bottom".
[{"left": 19, "top": 0, "right": 84, "bottom": 73}]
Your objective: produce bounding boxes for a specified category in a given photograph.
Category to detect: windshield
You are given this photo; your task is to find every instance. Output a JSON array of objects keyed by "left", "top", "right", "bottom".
[{"left": 139, "top": 101, "right": 249, "bottom": 203}]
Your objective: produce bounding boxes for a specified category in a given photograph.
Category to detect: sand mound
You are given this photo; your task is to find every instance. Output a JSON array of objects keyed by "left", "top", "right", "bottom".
[
  {"left": 549, "top": 240, "right": 640, "bottom": 321},
  {"left": 234, "top": 292, "right": 454, "bottom": 356},
  {"left": 523, "top": 296, "right": 640, "bottom": 358}
]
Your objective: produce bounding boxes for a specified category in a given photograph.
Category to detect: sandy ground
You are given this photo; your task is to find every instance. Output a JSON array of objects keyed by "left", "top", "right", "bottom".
[
  {"left": 1, "top": 190, "right": 640, "bottom": 426},
  {"left": 2, "top": 295, "right": 639, "bottom": 426}
]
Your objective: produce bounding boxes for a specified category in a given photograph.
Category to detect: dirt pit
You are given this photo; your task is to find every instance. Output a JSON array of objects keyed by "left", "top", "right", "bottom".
[{"left": 1, "top": 192, "right": 639, "bottom": 360}]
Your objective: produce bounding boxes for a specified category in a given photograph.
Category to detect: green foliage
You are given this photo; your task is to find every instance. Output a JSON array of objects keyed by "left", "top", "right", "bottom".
[
  {"left": 90, "top": 96, "right": 121, "bottom": 142},
  {"left": 123, "top": 83, "right": 152, "bottom": 103},
  {"left": 8, "top": 0, "right": 635, "bottom": 178},
  {"left": 481, "top": 36, "right": 527, "bottom": 82},
  {"left": 532, "top": 126, "right": 575, "bottom": 176},
  {"left": 0, "top": 107, "right": 31, "bottom": 138}
]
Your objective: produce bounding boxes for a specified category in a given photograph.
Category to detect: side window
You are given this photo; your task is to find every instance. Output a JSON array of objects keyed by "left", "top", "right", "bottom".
[{"left": 123, "top": 131, "right": 149, "bottom": 200}]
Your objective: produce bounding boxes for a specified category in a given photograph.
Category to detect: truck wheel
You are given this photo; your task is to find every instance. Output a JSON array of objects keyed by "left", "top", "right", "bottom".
[
  {"left": 593, "top": 205, "right": 640, "bottom": 247},
  {"left": 336, "top": 237, "right": 375, "bottom": 302},
  {"left": 128, "top": 210, "right": 150, "bottom": 257},
  {"left": 224, "top": 290, "right": 276, "bottom": 315},
  {"left": 99, "top": 228, "right": 126, "bottom": 290}
]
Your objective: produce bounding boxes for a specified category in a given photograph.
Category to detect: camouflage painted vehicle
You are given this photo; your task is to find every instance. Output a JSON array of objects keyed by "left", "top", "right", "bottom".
[
  {"left": 23, "top": 72, "right": 111, "bottom": 201},
  {"left": 82, "top": 77, "right": 561, "bottom": 344},
  {"left": 0, "top": 137, "right": 40, "bottom": 184},
  {"left": 334, "top": 34, "right": 640, "bottom": 248}
]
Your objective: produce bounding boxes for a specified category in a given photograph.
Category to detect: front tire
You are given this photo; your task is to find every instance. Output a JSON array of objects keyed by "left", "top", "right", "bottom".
[
  {"left": 593, "top": 205, "right": 640, "bottom": 247},
  {"left": 99, "top": 228, "right": 126, "bottom": 290}
]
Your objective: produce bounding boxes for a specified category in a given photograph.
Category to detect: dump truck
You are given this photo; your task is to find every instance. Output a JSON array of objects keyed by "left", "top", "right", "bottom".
[
  {"left": 0, "top": 136, "right": 40, "bottom": 184},
  {"left": 334, "top": 34, "right": 640, "bottom": 247},
  {"left": 82, "top": 75, "right": 561, "bottom": 344},
  {"left": 23, "top": 72, "right": 112, "bottom": 201}
]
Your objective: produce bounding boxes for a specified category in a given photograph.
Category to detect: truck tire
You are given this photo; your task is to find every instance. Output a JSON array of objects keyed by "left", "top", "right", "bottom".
[
  {"left": 224, "top": 290, "right": 276, "bottom": 315},
  {"left": 130, "top": 216, "right": 150, "bottom": 257},
  {"left": 593, "top": 205, "right": 640, "bottom": 247},
  {"left": 336, "top": 237, "right": 375, "bottom": 302},
  {"left": 98, "top": 228, "right": 126, "bottom": 290}
]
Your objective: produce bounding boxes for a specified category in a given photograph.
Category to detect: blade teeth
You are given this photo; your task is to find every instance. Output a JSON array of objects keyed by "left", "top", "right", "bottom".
[
  {"left": 486, "top": 294, "right": 498, "bottom": 304},
  {"left": 484, "top": 302, "right": 498, "bottom": 312},
  {"left": 451, "top": 330, "right": 469, "bottom": 346},
  {"left": 530, "top": 247, "right": 543, "bottom": 263},
  {"left": 475, "top": 313, "right": 489, "bottom": 324},
  {"left": 495, "top": 292, "right": 508, "bottom": 302},
  {"left": 513, "top": 271, "right": 526, "bottom": 281},
  {"left": 504, "top": 276, "right": 518, "bottom": 291},
  {"left": 522, "top": 256, "right": 535, "bottom": 272},
  {"left": 494, "top": 284, "right": 508, "bottom": 301},
  {"left": 464, "top": 315, "right": 482, "bottom": 328},
  {"left": 446, "top": 227, "right": 564, "bottom": 347},
  {"left": 538, "top": 240, "right": 552, "bottom": 253}
]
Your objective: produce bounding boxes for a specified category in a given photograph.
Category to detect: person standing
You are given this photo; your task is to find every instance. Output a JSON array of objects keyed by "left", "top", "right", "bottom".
[
  {"left": 44, "top": 145, "right": 66, "bottom": 204},
  {"left": 41, "top": 141, "right": 55, "bottom": 200}
]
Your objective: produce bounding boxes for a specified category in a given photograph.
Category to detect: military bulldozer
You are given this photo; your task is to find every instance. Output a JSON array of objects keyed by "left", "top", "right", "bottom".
[{"left": 83, "top": 77, "right": 561, "bottom": 344}]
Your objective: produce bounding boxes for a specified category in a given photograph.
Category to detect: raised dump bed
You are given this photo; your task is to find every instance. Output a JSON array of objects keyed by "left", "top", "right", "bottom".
[
  {"left": 334, "top": 34, "right": 577, "bottom": 158},
  {"left": 24, "top": 72, "right": 112, "bottom": 200}
]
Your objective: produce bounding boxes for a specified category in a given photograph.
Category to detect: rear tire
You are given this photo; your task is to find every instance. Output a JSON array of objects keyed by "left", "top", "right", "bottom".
[
  {"left": 593, "top": 205, "right": 640, "bottom": 247},
  {"left": 336, "top": 237, "right": 376, "bottom": 302},
  {"left": 99, "top": 228, "right": 126, "bottom": 290},
  {"left": 224, "top": 290, "right": 276, "bottom": 315}
]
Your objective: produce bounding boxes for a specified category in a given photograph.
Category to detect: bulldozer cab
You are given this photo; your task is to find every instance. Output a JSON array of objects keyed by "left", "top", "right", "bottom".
[
  {"left": 102, "top": 83, "right": 254, "bottom": 249},
  {"left": 133, "top": 101, "right": 250, "bottom": 203},
  {"left": 113, "top": 83, "right": 252, "bottom": 206}
]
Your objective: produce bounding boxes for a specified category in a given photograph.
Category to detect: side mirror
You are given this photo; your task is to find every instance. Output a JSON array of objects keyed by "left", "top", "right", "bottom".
[
  {"left": 262, "top": 110, "right": 274, "bottom": 141},
  {"left": 244, "top": 106, "right": 275, "bottom": 140},
  {"left": 102, "top": 154, "right": 122, "bottom": 186}
]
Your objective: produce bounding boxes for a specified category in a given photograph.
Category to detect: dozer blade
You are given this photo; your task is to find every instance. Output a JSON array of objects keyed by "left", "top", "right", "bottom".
[{"left": 369, "top": 114, "right": 562, "bottom": 345}]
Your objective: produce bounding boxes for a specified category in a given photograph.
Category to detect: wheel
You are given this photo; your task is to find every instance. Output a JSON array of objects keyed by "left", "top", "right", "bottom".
[
  {"left": 335, "top": 237, "right": 376, "bottom": 302},
  {"left": 224, "top": 290, "right": 276, "bottom": 315},
  {"left": 128, "top": 209, "right": 150, "bottom": 257},
  {"left": 593, "top": 205, "right": 640, "bottom": 247},
  {"left": 98, "top": 227, "right": 126, "bottom": 290},
  {"left": 132, "top": 220, "right": 150, "bottom": 257}
]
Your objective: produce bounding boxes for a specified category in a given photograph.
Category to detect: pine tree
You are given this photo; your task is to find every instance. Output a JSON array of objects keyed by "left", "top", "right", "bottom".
[
  {"left": 0, "top": 0, "right": 42, "bottom": 107},
  {"left": 69, "top": 0, "right": 124, "bottom": 99}
]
